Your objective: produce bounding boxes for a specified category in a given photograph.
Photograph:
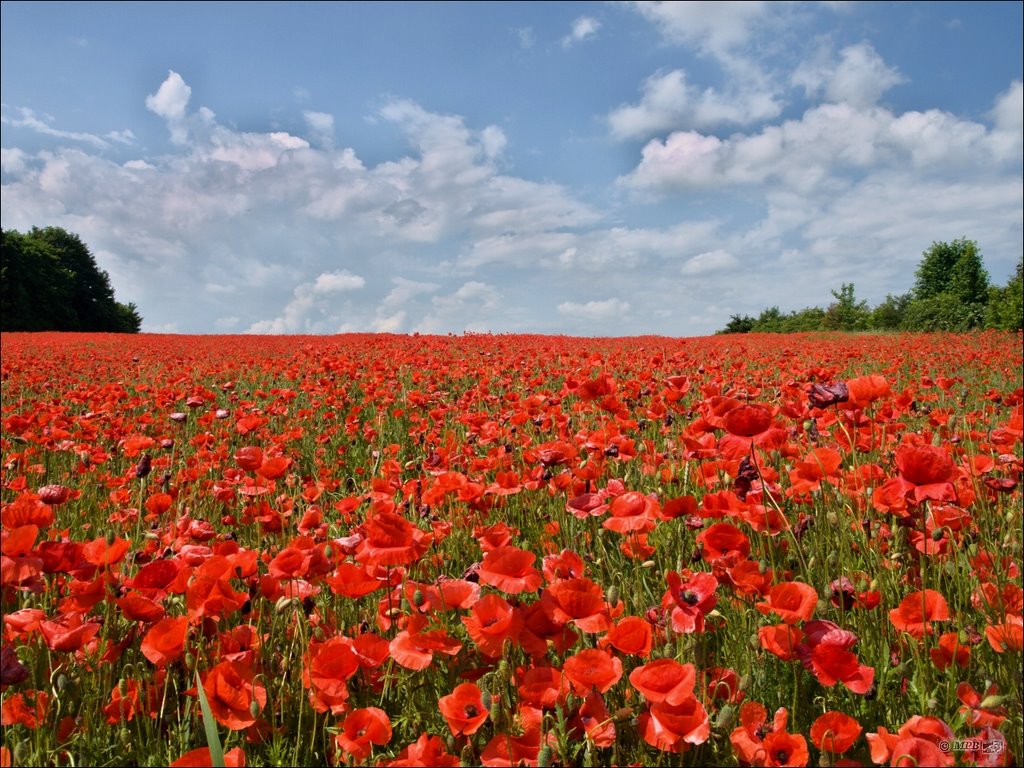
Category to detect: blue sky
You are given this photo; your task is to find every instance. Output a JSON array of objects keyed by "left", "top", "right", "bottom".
[{"left": 2, "top": 1, "right": 1021, "bottom": 335}]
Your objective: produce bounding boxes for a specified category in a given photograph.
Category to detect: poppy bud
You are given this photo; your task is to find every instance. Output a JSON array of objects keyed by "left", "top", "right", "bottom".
[
  {"left": 459, "top": 745, "right": 476, "bottom": 768},
  {"left": 537, "top": 745, "right": 553, "bottom": 768},
  {"left": 738, "top": 674, "right": 752, "bottom": 692},
  {"left": 412, "top": 589, "right": 425, "bottom": 608},
  {"left": 606, "top": 585, "right": 619, "bottom": 606},
  {"left": 135, "top": 453, "right": 152, "bottom": 479},
  {"left": 249, "top": 700, "right": 261, "bottom": 719},
  {"left": 118, "top": 678, "right": 128, "bottom": 697},
  {"left": 480, "top": 689, "right": 492, "bottom": 712},
  {"left": 275, "top": 596, "right": 294, "bottom": 614},
  {"left": 497, "top": 659, "right": 510, "bottom": 683},
  {"left": 979, "top": 694, "right": 1008, "bottom": 709},
  {"left": 715, "top": 704, "right": 737, "bottom": 730},
  {"left": 106, "top": 530, "right": 116, "bottom": 546}
]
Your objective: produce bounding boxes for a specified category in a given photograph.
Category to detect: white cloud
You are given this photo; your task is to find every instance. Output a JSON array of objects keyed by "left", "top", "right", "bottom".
[
  {"left": 415, "top": 281, "right": 501, "bottom": 333},
  {"left": 248, "top": 270, "right": 366, "bottom": 334},
  {"left": 145, "top": 70, "right": 192, "bottom": 143},
  {"left": 988, "top": 80, "right": 1023, "bottom": 161},
  {"left": 557, "top": 298, "right": 631, "bottom": 321},
  {"left": 608, "top": 69, "right": 781, "bottom": 139},
  {"left": 312, "top": 270, "right": 365, "bottom": 294},
  {"left": 681, "top": 249, "right": 738, "bottom": 274},
  {"left": 622, "top": 96, "right": 1012, "bottom": 192},
  {"left": 793, "top": 42, "right": 905, "bottom": 108},
  {"left": 1, "top": 106, "right": 114, "bottom": 149},
  {"left": 303, "top": 110, "right": 335, "bottom": 148},
  {"left": 1, "top": 148, "right": 29, "bottom": 175},
  {"left": 562, "top": 16, "right": 600, "bottom": 47}
]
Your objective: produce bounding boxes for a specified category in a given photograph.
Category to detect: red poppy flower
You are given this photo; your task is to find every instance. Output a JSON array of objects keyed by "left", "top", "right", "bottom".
[
  {"left": 1, "top": 690, "right": 49, "bottom": 729},
  {"left": 985, "top": 615, "right": 1024, "bottom": 653},
  {"left": 541, "top": 549, "right": 586, "bottom": 582},
  {"left": 103, "top": 680, "right": 142, "bottom": 724},
  {"left": 730, "top": 704, "right": 808, "bottom": 767},
  {"left": 385, "top": 734, "right": 459, "bottom": 767},
  {"left": 170, "top": 746, "right": 246, "bottom": 767},
  {"left": 640, "top": 695, "right": 710, "bottom": 753},
  {"left": 517, "top": 665, "right": 567, "bottom": 709},
  {"left": 801, "top": 628, "right": 874, "bottom": 694},
  {"left": 355, "top": 510, "right": 428, "bottom": 566},
  {"left": 719, "top": 404, "right": 786, "bottom": 459},
  {"left": 603, "top": 491, "right": 658, "bottom": 534},
  {"left": 186, "top": 556, "right": 248, "bottom": 621},
  {"left": 664, "top": 570, "right": 718, "bottom": 634},
  {"left": 438, "top": 683, "right": 488, "bottom": 736},
  {"left": 82, "top": 535, "right": 131, "bottom": 567},
  {"left": 462, "top": 593, "right": 524, "bottom": 657},
  {"left": 303, "top": 636, "right": 359, "bottom": 715},
  {"left": 140, "top": 615, "right": 188, "bottom": 667},
  {"left": 201, "top": 658, "right": 267, "bottom": 730},
  {"left": 889, "top": 589, "right": 950, "bottom": 638},
  {"left": 758, "top": 623, "right": 804, "bottom": 661},
  {"left": 756, "top": 581, "right": 818, "bottom": 625},
  {"left": 540, "top": 577, "right": 613, "bottom": 633},
  {"left": 929, "top": 632, "right": 970, "bottom": 670},
  {"left": 562, "top": 648, "right": 623, "bottom": 696},
  {"left": 696, "top": 523, "right": 750, "bottom": 566},
  {"left": 957, "top": 682, "right": 1009, "bottom": 728},
  {"left": 233, "top": 446, "right": 263, "bottom": 471},
  {"left": 478, "top": 545, "right": 543, "bottom": 593},
  {"left": 39, "top": 613, "right": 101, "bottom": 652},
  {"left": 599, "top": 615, "right": 654, "bottom": 657},
  {"left": 115, "top": 591, "right": 166, "bottom": 623},
  {"left": 519, "top": 600, "right": 579, "bottom": 657},
  {"left": 866, "top": 716, "right": 955, "bottom": 768},
  {"left": 389, "top": 626, "right": 462, "bottom": 671},
  {"left": 628, "top": 659, "right": 696, "bottom": 706},
  {"left": 893, "top": 444, "right": 958, "bottom": 504},
  {"left": 335, "top": 707, "right": 392, "bottom": 762},
  {"left": 810, "top": 711, "right": 862, "bottom": 754},
  {"left": 845, "top": 374, "right": 891, "bottom": 405}
]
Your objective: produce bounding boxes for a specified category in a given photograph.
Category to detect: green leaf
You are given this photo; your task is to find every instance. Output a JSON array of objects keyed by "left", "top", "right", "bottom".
[{"left": 195, "top": 670, "right": 226, "bottom": 768}]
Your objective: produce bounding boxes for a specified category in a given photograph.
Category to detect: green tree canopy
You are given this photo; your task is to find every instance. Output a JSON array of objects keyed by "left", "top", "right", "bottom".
[{"left": 1, "top": 227, "right": 142, "bottom": 333}]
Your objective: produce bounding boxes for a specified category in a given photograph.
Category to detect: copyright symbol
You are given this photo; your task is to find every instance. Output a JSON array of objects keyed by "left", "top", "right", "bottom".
[{"left": 939, "top": 740, "right": 951, "bottom": 752}]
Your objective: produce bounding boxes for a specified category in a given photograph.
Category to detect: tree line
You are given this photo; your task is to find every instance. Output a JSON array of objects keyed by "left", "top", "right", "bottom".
[
  {"left": 1, "top": 227, "right": 142, "bottom": 333},
  {"left": 718, "top": 239, "right": 1023, "bottom": 334}
]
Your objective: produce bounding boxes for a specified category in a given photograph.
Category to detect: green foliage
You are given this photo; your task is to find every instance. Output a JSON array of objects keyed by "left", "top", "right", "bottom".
[
  {"left": 900, "top": 293, "right": 984, "bottom": 331},
  {"left": 870, "top": 292, "right": 911, "bottom": 330},
  {"left": 0, "top": 227, "right": 142, "bottom": 332},
  {"left": 717, "top": 314, "right": 755, "bottom": 334},
  {"left": 986, "top": 258, "right": 1023, "bottom": 331},
  {"left": 718, "top": 239, "right": 1016, "bottom": 334},
  {"left": 823, "top": 283, "right": 870, "bottom": 331}
]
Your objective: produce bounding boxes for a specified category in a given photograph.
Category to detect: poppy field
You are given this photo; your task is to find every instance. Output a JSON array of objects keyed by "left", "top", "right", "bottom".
[{"left": 1, "top": 330, "right": 1021, "bottom": 767}]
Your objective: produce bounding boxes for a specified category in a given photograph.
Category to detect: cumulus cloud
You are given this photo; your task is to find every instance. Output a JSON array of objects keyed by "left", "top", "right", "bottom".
[
  {"left": 557, "top": 298, "right": 630, "bottom": 322},
  {"left": 247, "top": 270, "right": 365, "bottom": 334},
  {"left": 312, "top": 270, "right": 365, "bottom": 293},
  {"left": 622, "top": 95, "right": 1012, "bottom": 192},
  {"left": 609, "top": 69, "right": 781, "bottom": 139},
  {"left": 145, "top": 70, "right": 192, "bottom": 143},
  {"left": 303, "top": 110, "right": 335, "bottom": 148},
  {"left": 793, "top": 42, "right": 905, "bottom": 108},
  {"left": 562, "top": 16, "right": 600, "bottom": 47},
  {"left": 415, "top": 281, "right": 501, "bottom": 333}
]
